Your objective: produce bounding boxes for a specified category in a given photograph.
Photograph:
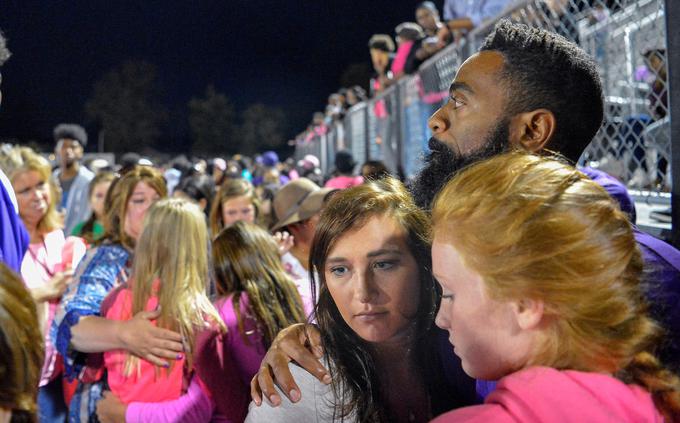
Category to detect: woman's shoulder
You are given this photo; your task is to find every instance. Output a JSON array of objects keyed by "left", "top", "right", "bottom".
[{"left": 245, "top": 360, "right": 335, "bottom": 423}]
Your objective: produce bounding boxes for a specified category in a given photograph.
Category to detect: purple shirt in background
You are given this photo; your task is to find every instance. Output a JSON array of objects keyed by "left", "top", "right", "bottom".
[{"left": 0, "top": 168, "right": 29, "bottom": 273}]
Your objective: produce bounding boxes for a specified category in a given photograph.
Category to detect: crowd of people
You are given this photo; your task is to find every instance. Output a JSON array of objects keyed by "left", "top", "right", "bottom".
[{"left": 1, "top": 13, "right": 680, "bottom": 423}]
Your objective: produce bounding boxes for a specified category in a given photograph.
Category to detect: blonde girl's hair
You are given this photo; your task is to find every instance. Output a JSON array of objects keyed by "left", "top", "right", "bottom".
[
  {"left": 0, "top": 263, "right": 44, "bottom": 422},
  {"left": 126, "top": 198, "right": 225, "bottom": 375},
  {"left": 432, "top": 152, "right": 680, "bottom": 420},
  {"left": 0, "top": 145, "right": 62, "bottom": 234},
  {"left": 212, "top": 221, "right": 305, "bottom": 347},
  {"left": 209, "top": 178, "right": 260, "bottom": 234},
  {"left": 101, "top": 166, "right": 167, "bottom": 250}
]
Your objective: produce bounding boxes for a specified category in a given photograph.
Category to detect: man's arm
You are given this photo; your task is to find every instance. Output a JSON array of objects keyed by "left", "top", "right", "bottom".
[
  {"left": 71, "top": 310, "right": 184, "bottom": 367},
  {"left": 250, "top": 323, "right": 330, "bottom": 406}
]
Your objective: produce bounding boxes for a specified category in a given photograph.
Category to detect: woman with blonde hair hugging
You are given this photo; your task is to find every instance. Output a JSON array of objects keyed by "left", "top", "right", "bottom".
[
  {"left": 431, "top": 152, "right": 680, "bottom": 422},
  {"left": 96, "top": 199, "right": 225, "bottom": 421},
  {"left": 52, "top": 166, "right": 182, "bottom": 420},
  {"left": 96, "top": 219, "right": 308, "bottom": 422}
]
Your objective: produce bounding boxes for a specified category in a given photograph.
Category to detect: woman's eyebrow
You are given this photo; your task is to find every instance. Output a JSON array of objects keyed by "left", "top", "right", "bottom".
[{"left": 366, "top": 248, "right": 402, "bottom": 258}]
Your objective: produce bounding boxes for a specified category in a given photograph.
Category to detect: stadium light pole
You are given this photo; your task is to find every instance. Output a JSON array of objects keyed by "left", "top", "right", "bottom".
[{"left": 667, "top": 0, "right": 680, "bottom": 247}]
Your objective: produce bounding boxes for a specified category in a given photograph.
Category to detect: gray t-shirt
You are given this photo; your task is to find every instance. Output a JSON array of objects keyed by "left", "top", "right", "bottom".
[{"left": 245, "top": 359, "right": 355, "bottom": 422}]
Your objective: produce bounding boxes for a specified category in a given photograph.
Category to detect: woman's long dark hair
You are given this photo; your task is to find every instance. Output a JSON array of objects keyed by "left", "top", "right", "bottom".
[{"left": 309, "top": 177, "right": 452, "bottom": 421}]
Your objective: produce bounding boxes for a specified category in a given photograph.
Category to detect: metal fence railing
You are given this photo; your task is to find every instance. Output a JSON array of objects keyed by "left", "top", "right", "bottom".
[{"left": 294, "top": 0, "right": 670, "bottom": 198}]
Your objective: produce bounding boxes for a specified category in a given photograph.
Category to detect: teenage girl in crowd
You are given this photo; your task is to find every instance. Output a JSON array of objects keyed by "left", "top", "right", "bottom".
[
  {"left": 95, "top": 220, "right": 309, "bottom": 422},
  {"left": 101, "top": 199, "right": 224, "bottom": 416},
  {"left": 209, "top": 178, "right": 259, "bottom": 234},
  {"left": 72, "top": 171, "right": 117, "bottom": 242},
  {"left": 0, "top": 145, "right": 87, "bottom": 421},
  {"left": 247, "top": 178, "right": 470, "bottom": 422},
  {"left": 430, "top": 153, "right": 680, "bottom": 422},
  {"left": 53, "top": 166, "right": 184, "bottom": 421}
]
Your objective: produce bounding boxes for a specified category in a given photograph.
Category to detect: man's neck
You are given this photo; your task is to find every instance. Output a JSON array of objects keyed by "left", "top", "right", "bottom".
[
  {"left": 290, "top": 243, "right": 310, "bottom": 271},
  {"left": 60, "top": 162, "right": 79, "bottom": 180}
]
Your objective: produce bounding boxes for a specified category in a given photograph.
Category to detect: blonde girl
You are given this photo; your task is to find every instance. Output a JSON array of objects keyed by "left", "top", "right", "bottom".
[
  {"left": 102, "top": 198, "right": 224, "bottom": 405},
  {"left": 431, "top": 152, "right": 680, "bottom": 422}
]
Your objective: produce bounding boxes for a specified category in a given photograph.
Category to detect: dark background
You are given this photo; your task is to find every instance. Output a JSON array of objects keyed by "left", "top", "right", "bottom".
[{"left": 0, "top": 1, "right": 443, "bottom": 156}]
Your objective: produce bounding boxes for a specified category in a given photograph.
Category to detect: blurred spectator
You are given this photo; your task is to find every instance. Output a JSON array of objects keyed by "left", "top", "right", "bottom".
[
  {"left": 72, "top": 171, "right": 117, "bottom": 242},
  {"left": 643, "top": 48, "right": 668, "bottom": 121},
  {"left": 325, "top": 150, "right": 364, "bottom": 189},
  {"left": 392, "top": 22, "right": 425, "bottom": 79},
  {"left": 0, "top": 36, "right": 30, "bottom": 274},
  {"left": 209, "top": 178, "right": 259, "bottom": 234},
  {"left": 271, "top": 178, "right": 335, "bottom": 300},
  {"left": 0, "top": 263, "right": 44, "bottom": 423},
  {"left": 118, "top": 152, "right": 143, "bottom": 175},
  {"left": 325, "top": 93, "right": 345, "bottom": 123},
  {"left": 345, "top": 86, "right": 367, "bottom": 107},
  {"left": 173, "top": 173, "right": 216, "bottom": 216},
  {"left": 1, "top": 145, "right": 87, "bottom": 422},
  {"left": 443, "top": 0, "right": 511, "bottom": 37},
  {"left": 53, "top": 123, "right": 94, "bottom": 235},
  {"left": 254, "top": 151, "right": 289, "bottom": 187},
  {"left": 361, "top": 160, "right": 390, "bottom": 181},
  {"left": 414, "top": 2, "right": 452, "bottom": 63},
  {"left": 232, "top": 154, "right": 253, "bottom": 182},
  {"left": 368, "top": 34, "right": 395, "bottom": 96},
  {"left": 208, "top": 157, "right": 227, "bottom": 186},
  {"left": 297, "top": 154, "right": 324, "bottom": 187}
]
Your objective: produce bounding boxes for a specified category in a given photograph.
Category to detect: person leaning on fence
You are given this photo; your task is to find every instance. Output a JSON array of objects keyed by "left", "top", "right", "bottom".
[
  {"left": 248, "top": 19, "right": 680, "bottom": 408},
  {"left": 413, "top": 1, "right": 452, "bottom": 64}
]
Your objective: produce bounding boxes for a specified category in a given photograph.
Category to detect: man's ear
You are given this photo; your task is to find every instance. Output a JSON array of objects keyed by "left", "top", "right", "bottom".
[
  {"left": 508, "top": 109, "right": 556, "bottom": 154},
  {"left": 512, "top": 297, "right": 545, "bottom": 330}
]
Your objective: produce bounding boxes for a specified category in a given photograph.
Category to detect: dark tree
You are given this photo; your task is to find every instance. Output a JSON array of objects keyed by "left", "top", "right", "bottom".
[
  {"left": 239, "top": 103, "right": 287, "bottom": 155},
  {"left": 188, "top": 85, "right": 237, "bottom": 155},
  {"left": 85, "top": 61, "right": 167, "bottom": 153}
]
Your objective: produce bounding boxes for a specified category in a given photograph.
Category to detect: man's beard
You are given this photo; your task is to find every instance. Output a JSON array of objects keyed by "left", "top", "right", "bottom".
[{"left": 410, "top": 119, "right": 510, "bottom": 210}]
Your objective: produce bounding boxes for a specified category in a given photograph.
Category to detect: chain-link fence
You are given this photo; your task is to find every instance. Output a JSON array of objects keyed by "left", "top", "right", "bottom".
[{"left": 294, "top": 0, "right": 670, "bottom": 196}]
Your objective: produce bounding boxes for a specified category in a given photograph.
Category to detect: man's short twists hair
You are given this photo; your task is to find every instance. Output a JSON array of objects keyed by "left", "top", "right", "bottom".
[
  {"left": 481, "top": 20, "right": 604, "bottom": 163},
  {"left": 0, "top": 31, "right": 11, "bottom": 67},
  {"left": 53, "top": 123, "right": 88, "bottom": 147}
]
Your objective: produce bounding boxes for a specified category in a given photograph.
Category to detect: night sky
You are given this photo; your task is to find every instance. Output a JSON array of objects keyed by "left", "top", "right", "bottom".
[{"left": 0, "top": 1, "right": 441, "bottom": 155}]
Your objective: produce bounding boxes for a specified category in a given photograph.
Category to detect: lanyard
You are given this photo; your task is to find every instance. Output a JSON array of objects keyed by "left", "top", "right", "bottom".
[{"left": 27, "top": 240, "right": 56, "bottom": 279}]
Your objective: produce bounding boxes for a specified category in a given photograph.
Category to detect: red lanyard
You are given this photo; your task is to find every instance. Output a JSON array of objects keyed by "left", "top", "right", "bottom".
[{"left": 27, "top": 240, "right": 56, "bottom": 279}]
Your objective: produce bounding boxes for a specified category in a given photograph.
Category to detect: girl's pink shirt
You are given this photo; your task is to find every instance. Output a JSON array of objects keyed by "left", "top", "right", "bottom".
[
  {"left": 103, "top": 283, "right": 185, "bottom": 404},
  {"left": 432, "top": 366, "right": 664, "bottom": 423}
]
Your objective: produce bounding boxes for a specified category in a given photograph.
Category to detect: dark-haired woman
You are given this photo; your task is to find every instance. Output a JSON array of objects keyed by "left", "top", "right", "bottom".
[{"left": 246, "top": 178, "right": 470, "bottom": 422}]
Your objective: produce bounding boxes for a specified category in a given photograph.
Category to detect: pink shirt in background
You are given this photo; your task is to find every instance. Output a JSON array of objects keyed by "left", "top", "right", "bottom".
[
  {"left": 391, "top": 40, "right": 414, "bottom": 77},
  {"left": 432, "top": 366, "right": 664, "bottom": 423},
  {"left": 21, "top": 229, "right": 86, "bottom": 386},
  {"left": 325, "top": 175, "right": 364, "bottom": 190},
  {"left": 103, "top": 284, "right": 185, "bottom": 404}
]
